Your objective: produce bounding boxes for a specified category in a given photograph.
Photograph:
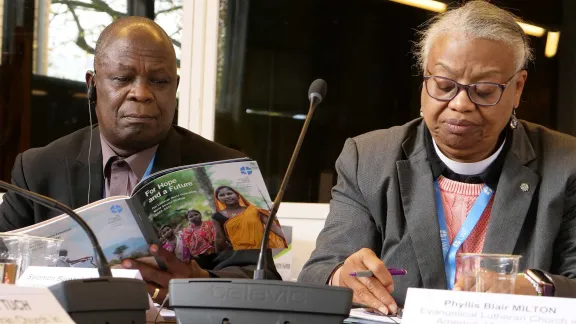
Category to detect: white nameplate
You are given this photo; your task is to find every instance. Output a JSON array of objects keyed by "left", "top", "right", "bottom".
[
  {"left": 16, "top": 266, "right": 142, "bottom": 287},
  {"left": 16, "top": 267, "right": 169, "bottom": 322},
  {"left": 403, "top": 288, "right": 576, "bottom": 323},
  {"left": 0, "top": 284, "right": 74, "bottom": 323}
]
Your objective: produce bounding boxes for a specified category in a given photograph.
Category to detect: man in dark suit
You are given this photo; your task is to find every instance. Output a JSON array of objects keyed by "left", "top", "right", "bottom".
[{"left": 0, "top": 16, "right": 279, "bottom": 302}]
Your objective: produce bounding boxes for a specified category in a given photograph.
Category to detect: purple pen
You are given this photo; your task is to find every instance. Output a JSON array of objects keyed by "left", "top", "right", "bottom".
[{"left": 349, "top": 268, "right": 407, "bottom": 277}]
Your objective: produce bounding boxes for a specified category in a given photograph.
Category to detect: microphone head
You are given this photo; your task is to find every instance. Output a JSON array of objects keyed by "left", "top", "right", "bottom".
[{"left": 308, "top": 79, "right": 327, "bottom": 103}]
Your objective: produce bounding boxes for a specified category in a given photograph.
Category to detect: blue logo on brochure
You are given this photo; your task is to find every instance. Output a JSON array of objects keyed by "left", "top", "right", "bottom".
[
  {"left": 240, "top": 166, "right": 253, "bottom": 175},
  {"left": 110, "top": 205, "right": 123, "bottom": 214}
]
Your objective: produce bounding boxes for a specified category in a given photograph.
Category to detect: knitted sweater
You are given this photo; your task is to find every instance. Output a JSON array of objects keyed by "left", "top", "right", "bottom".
[{"left": 437, "top": 175, "right": 494, "bottom": 279}]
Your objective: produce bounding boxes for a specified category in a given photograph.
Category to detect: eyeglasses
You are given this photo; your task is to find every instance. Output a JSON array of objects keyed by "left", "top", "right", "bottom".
[{"left": 423, "top": 73, "right": 517, "bottom": 106}]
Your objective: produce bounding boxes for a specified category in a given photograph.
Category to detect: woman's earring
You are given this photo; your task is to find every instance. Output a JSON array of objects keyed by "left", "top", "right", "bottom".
[
  {"left": 420, "top": 108, "right": 424, "bottom": 117},
  {"left": 510, "top": 108, "right": 518, "bottom": 129}
]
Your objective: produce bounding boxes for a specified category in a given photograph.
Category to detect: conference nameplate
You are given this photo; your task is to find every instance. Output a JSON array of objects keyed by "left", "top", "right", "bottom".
[
  {"left": 0, "top": 284, "right": 74, "bottom": 323},
  {"left": 16, "top": 266, "right": 141, "bottom": 287},
  {"left": 402, "top": 288, "right": 576, "bottom": 324},
  {"left": 16, "top": 267, "right": 172, "bottom": 322}
]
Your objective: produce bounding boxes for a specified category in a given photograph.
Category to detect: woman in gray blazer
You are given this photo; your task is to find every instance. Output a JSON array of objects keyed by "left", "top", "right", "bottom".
[{"left": 299, "top": 0, "right": 576, "bottom": 315}]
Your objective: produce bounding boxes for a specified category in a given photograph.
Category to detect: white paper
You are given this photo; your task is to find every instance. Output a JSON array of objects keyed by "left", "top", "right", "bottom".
[
  {"left": 16, "top": 266, "right": 141, "bottom": 287},
  {"left": 0, "top": 284, "right": 75, "bottom": 323},
  {"left": 160, "top": 308, "right": 176, "bottom": 318},
  {"left": 402, "top": 288, "right": 576, "bottom": 324},
  {"left": 346, "top": 308, "right": 401, "bottom": 323}
]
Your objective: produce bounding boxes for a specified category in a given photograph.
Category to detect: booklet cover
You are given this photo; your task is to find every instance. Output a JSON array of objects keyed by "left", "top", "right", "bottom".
[{"left": 10, "top": 159, "right": 288, "bottom": 269}]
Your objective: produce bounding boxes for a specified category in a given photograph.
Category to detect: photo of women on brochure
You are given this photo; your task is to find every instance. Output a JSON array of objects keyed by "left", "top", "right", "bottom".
[{"left": 136, "top": 161, "right": 288, "bottom": 262}]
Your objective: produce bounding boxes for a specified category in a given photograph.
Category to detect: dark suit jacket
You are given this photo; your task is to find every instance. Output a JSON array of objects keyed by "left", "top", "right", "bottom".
[
  {"left": 299, "top": 119, "right": 576, "bottom": 304},
  {"left": 0, "top": 125, "right": 280, "bottom": 279}
]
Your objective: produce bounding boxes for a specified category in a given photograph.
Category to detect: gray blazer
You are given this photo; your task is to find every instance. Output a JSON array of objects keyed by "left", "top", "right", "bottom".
[{"left": 299, "top": 119, "right": 576, "bottom": 305}]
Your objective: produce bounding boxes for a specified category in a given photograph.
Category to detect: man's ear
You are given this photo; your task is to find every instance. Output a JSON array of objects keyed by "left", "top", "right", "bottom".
[
  {"left": 86, "top": 70, "right": 97, "bottom": 102},
  {"left": 85, "top": 70, "right": 94, "bottom": 89}
]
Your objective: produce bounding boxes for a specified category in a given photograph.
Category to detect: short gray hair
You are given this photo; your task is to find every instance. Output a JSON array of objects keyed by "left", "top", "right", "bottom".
[{"left": 414, "top": 0, "right": 533, "bottom": 73}]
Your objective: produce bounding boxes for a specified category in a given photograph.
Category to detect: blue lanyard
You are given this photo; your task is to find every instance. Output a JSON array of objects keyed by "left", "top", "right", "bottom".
[
  {"left": 434, "top": 180, "right": 494, "bottom": 289},
  {"left": 142, "top": 153, "right": 156, "bottom": 180}
]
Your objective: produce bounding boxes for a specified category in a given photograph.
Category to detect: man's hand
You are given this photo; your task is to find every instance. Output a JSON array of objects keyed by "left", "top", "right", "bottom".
[
  {"left": 454, "top": 272, "right": 537, "bottom": 295},
  {"left": 121, "top": 244, "right": 210, "bottom": 302},
  {"left": 331, "top": 248, "right": 398, "bottom": 315}
]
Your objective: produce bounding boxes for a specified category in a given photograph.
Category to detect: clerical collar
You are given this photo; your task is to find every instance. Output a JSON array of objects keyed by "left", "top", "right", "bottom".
[
  {"left": 424, "top": 126, "right": 511, "bottom": 190},
  {"left": 432, "top": 138, "right": 505, "bottom": 176}
]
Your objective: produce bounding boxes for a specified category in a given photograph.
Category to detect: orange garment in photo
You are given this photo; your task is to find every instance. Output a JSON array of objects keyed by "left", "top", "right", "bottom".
[
  {"left": 214, "top": 189, "right": 287, "bottom": 250},
  {"left": 224, "top": 204, "right": 286, "bottom": 250}
]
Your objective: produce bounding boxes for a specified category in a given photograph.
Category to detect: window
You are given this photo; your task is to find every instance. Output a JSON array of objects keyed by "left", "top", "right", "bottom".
[
  {"left": 34, "top": 1, "right": 183, "bottom": 81},
  {"left": 37, "top": 0, "right": 128, "bottom": 81},
  {"left": 154, "top": 0, "right": 183, "bottom": 69}
]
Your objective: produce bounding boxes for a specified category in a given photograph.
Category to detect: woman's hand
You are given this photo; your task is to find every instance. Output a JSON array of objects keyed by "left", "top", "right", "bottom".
[
  {"left": 121, "top": 244, "right": 210, "bottom": 303},
  {"left": 454, "top": 272, "right": 537, "bottom": 295},
  {"left": 330, "top": 248, "right": 398, "bottom": 315}
]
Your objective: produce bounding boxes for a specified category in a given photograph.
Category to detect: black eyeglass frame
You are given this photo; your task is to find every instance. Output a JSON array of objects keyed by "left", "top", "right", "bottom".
[{"left": 423, "top": 71, "right": 520, "bottom": 106}]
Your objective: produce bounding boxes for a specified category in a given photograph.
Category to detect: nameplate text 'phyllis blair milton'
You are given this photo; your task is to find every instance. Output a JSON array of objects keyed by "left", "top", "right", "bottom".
[{"left": 402, "top": 288, "right": 576, "bottom": 324}]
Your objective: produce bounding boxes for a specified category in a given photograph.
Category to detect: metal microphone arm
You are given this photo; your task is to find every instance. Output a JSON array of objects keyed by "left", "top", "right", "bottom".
[{"left": 253, "top": 99, "right": 319, "bottom": 280}]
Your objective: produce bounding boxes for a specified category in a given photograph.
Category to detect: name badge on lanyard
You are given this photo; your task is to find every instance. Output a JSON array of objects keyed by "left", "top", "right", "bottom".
[{"left": 434, "top": 180, "right": 494, "bottom": 289}]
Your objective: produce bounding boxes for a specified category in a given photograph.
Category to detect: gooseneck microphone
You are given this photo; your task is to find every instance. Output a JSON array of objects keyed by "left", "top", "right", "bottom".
[
  {"left": 169, "top": 79, "right": 353, "bottom": 324},
  {"left": 253, "top": 78, "right": 327, "bottom": 280},
  {"left": 0, "top": 181, "right": 110, "bottom": 277},
  {"left": 308, "top": 78, "right": 327, "bottom": 105},
  {"left": 0, "top": 181, "right": 149, "bottom": 323}
]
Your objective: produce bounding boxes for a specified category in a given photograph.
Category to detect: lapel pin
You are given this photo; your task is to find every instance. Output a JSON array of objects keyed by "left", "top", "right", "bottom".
[{"left": 520, "top": 183, "right": 529, "bottom": 192}]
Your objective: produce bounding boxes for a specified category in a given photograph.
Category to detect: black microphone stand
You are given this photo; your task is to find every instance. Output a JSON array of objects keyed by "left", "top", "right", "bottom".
[{"left": 0, "top": 181, "right": 149, "bottom": 323}]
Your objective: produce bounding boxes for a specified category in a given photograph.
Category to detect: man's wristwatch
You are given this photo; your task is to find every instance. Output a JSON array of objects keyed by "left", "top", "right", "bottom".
[{"left": 524, "top": 269, "right": 555, "bottom": 296}]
